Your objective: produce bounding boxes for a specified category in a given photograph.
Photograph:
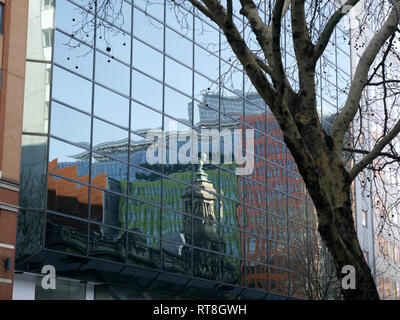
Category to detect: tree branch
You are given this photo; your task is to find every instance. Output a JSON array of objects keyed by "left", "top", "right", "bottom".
[
  {"left": 331, "top": 0, "right": 400, "bottom": 154},
  {"left": 348, "top": 118, "right": 400, "bottom": 181},
  {"left": 271, "top": 0, "right": 286, "bottom": 89},
  {"left": 187, "top": 0, "right": 218, "bottom": 24},
  {"left": 227, "top": 0, "right": 233, "bottom": 21},
  {"left": 239, "top": 0, "right": 290, "bottom": 78},
  {"left": 198, "top": 0, "right": 278, "bottom": 107},
  {"left": 239, "top": 0, "right": 272, "bottom": 61},
  {"left": 366, "top": 79, "right": 400, "bottom": 86},
  {"left": 312, "top": 0, "right": 360, "bottom": 65},
  {"left": 291, "top": 0, "right": 314, "bottom": 65},
  {"left": 343, "top": 147, "right": 400, "bottom": 162}
]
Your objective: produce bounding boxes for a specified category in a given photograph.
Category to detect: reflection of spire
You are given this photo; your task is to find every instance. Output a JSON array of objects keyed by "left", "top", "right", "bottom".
[{"left": 196, "top": 153, "right": 209, "bottom": 182}]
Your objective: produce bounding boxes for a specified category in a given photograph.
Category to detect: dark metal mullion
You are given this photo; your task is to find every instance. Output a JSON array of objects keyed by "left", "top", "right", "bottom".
[
  {"left": 26, "top": 58, "right": 52, "bottom": 64},
  {"left": 191, "top": 5, "right": 195, "bottom": 279},
  {"left": 282, "top": 12, "right": 291, "bottom": 297},
  {"left": 86, "top": 0, "right": 98, "bottom": 258},
  {"left": 263, "top": 0, "right": 269, "bottom": 290},
  {"left": 21, "top": 131, "right": 48, "bottom": 138},
  {"left": 265, "top": 98, "right": 270, "bottom": 292},
  {"left": 217, "top": 23, "right": 223, "bottom": 283},
  {"left": 263, "top": 4, "right": 270, "bottom": 294},
  {"left": 240, "top": 15, "right": 247, "bottom": 290},
  {"left": 159, "top": 0, "right": 166, "bottom": 272},
  {"left": 335, "top": 28, "right": 339, "bottom": 111},
  {"left": 319, "top": 11, "right": 324, "bottom": 121},
  {"left": 285, "top": 124, "right": 291, "bottom": 296},
  {"left": 125, "top": 0, "right": 135, "bottom": 266},
  {"left": 42, "top": 0, "right": 58, "bottom": 255}
]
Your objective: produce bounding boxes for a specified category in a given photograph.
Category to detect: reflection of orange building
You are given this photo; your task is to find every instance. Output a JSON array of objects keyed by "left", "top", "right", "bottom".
[
  {"left": 47, "top": 159, "right": 106, "bottom": 230},
  {"left": 238, "top": 112, "right": 310, "bottom": 297}
]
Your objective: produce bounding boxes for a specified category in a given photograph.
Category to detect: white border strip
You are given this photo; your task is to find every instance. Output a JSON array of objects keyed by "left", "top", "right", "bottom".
[
  {"left": 0, "top": 202, "right": 19, "bottom": 213},
  {"left": 0, "top": 278, "right": 12, "bottom": 284},
  {"left": 0, "top": 243, "right": 15, "bottom": 249},
  {"left": 0, "top": 180, "right": 20, "bottom": 192}
]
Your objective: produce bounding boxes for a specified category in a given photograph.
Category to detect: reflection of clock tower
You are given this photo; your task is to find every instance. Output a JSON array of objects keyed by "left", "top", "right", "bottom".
[{"left": 182, "top": 157, "right": 223, "bottom": 279}]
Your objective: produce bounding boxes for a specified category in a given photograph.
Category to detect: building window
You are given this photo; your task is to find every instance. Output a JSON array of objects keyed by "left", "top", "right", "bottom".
[
  {"left": 397, "top": 282, "right": 400, "bottom": 300},
  {"left": 378, "top": 237, "right": 388, "bottom": 257},
  {"left": 359, "top": 132, "right": 365, "bottom": 147},
  {"left": 383, "top": 238, "right": 388, "bottom": 256},
  {"left": 42, "top": 28, "right": 52, "bottom": 48},
  {"left": 388, "top": 205, "right": 398, "bottom": 225},
  {"left": 361, "top": 209, "right": 367, "bottom": 227},
  {"left": 392, "top": 280, "right": 397, "bottom": 299},
  {"left": 390, "top": 242, "right": 395, "bottom": 260},
  {"left": 42, "top": 0, "right": 54, "bottom": 10},
  {"left": 385, "top": 279, "right": 390, "bottom": 298},
  {"left": 45, "top": 67, "right": 51, "bottom": 85},
  {"left": 359, "top": 170, "right": 365, "bottom": 185},
  {"left": 363, "top": 251, "right": 369, "bottom": 266},
  {"left": 378, "top": 277, "right": 384, "bottom": 298}
]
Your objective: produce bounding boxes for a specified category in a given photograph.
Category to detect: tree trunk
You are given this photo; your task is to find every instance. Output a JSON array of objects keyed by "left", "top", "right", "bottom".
[
  {"left": 280, "top": 79, "right": 381, "bottom": 300},
  {"left": 303, "top": 141, "right": 380, "bottom": 300},
  {"left": 318, "top": 192, "right": 380, "bottom": 300}
]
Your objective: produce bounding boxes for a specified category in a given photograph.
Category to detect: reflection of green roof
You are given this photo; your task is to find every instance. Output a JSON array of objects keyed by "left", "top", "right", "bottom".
[{"left": 116, "top": 164, "right": 241, "bottom": 263}]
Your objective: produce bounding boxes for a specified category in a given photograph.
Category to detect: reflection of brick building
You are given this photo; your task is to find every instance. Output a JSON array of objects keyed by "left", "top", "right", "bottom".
[
  {"left": 47, "top": 159, "right": 105, "bottom": 232},
  {"left": 238, "top": 112, "right": 309, "bottom": 296},
  {"left": 46, "top": 158, "right": 238, "bottom": 283}
]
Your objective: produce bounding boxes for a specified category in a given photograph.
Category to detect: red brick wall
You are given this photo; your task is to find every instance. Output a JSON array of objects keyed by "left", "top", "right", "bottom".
[
  {"left": 0, "top": 0, "right": 29, "bottom": 300},
  {"left": 0, "top": 244, "right": 15, "bottom": 299}
]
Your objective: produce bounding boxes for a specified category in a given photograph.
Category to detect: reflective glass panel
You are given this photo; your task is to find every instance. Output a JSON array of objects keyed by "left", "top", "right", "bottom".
[
  {"left": 133, "top": 8, "right": 163, "bottom": 51},
  {"left": 50, "top": 101, "right": 91, "bottom": 147},
  {"left": 53, "top": 30, "right": 93, "bottom": 78},
  {"left": 133, "top": 39, "right": 163, "bottom": 80},
  {"left": 45, "top": 213, "right": 88, "bottom": 255},
  {"left": 48, "top": 137, "right": 90, "bottom": 183},
  {"left": 20, "top": 135, "right": 48, "bottom": 209},
  {"left": 90, "top": 224, "right": 126, "bottom": 263},
  {"left": 95, "top": 51, "right": 130, "bottom": 95},
  {"left": 23, "top": 62, "right": 51, "bottom": 133},
  {"left": 132, "top": 71, "right": 163, "bottom": 111},
  {"left": 94, "top": 85, "right": 129, "bottom": 128},
  {"left": 51, "top": 67, "right": 92, "bottom": 113}
]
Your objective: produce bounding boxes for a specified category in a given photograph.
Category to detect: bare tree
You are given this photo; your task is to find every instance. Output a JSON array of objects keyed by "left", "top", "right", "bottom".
[
  {"left": 159, "top": 0, "right": 400, "bottom": 300},
  {"left": 292, "top": 240, "right": 342, "bottom": 299}
]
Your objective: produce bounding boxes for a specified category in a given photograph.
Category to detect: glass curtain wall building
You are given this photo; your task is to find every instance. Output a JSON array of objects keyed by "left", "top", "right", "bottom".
[{"left": 16, "top": 0, "right": 351, "bottom": 299}]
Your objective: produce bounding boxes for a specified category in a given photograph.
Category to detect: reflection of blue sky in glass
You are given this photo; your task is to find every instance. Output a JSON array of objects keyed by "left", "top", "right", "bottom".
[
  {"left": 94, "top": 85, "right": 129, "bottom": 128},
  {"left": 49, "top": 0, "right": 350, "bottom": 174},
  {"left": 51, "top": 3, "right": 208, "bottom": 160},
  {"left": 49, "top": 137, "right": 88, "bottom": 164},
  {"left": 50, "top": 101, "right": 91, "bottom": 146},
  {"left": 53, "top": 31, "right": 93, "bottom": 78},
  {"left": 133, "top": 40, "right": 163, "bottom": 80},
  {"left": 52, "top": 67, "right": 92, "bottom": 113}
]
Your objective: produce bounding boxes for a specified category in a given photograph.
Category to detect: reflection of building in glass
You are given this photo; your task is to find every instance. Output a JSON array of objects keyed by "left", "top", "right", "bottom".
[
  {"left": 44, "top": 146, "right": 238, "bottom": 283},
  {"left": 15, "top": 0, "right": 350, "bottom": 300}
]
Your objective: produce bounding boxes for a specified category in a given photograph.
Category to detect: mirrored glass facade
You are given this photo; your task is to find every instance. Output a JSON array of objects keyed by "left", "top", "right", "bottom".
[{"left": 18, "top": 0, "right": 350, "bottom": 299}]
